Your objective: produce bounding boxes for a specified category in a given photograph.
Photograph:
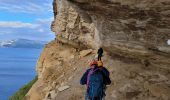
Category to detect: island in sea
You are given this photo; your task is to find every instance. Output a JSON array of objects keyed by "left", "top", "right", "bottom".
[{"left": 0, "top": 39, "right": 46, "bottom": 49}]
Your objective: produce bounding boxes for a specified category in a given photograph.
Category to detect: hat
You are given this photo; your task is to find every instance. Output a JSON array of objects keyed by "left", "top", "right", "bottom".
[{"left": 89, "top": 60, "right": 98, "bottom": 66}]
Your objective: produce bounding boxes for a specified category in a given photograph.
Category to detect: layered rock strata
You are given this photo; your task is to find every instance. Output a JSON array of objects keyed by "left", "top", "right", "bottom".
[{"left": 26, "top": 0, "right": 170, "bottom": 100}]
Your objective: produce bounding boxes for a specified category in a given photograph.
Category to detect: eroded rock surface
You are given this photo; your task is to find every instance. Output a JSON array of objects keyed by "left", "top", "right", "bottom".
[
  {"left": 26, "top": 0, "right": 170, "bottom": 100},
  {"left": 52, "top": 0, "right": 170, "bottom": 66}
]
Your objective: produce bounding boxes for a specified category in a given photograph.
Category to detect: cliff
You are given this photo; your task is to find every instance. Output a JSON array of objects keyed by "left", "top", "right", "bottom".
[{"left": 26, "top": 0, "right": 170, "bottom": 100}]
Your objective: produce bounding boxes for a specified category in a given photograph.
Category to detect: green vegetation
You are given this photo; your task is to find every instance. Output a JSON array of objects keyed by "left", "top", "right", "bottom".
[{"left": 10, "top": 76, "right": 38, "bottom": 100}]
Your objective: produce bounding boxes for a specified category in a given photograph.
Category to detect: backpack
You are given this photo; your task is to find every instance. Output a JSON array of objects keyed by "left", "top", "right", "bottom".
[{"left": 87, "top": 68, "right": 104, "bottom": 98}]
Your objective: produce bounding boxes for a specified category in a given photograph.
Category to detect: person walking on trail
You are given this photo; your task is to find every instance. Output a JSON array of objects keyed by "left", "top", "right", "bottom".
[
  {"left": 80, "top": 60, "right": 111, "bottom": 100},
  {"left": 97, "top": 48, "right": 103, "bottom": 61}
]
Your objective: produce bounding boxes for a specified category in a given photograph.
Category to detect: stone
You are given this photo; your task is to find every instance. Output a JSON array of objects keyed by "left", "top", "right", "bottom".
[
  {"left": 58, "top": 85, "right": 70, "bottom": 92},
  {"left": 50, "top": 90, "right": 57, "bottom": 99},
  {"left": 45, "top": 90, "right": 57, "bottom": 100},
  {"left": 79, "top": 49, "right": 93, "bottom": 58},
  {"left": 157, "top": 46, "right": 170, "bottom": 54}
]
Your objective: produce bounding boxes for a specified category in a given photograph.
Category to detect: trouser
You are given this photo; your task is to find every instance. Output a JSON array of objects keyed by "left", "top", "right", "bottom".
[{"left": 98, "top": 54, "right": 102, "bottom": 61}]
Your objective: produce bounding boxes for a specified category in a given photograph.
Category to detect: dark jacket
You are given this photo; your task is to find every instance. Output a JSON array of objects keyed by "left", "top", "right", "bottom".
[
  {"left": 97, "top": 48, "right": 103, "bottom": 56},
  {"left": 80, "top": 67, "right": 111, "bottom": 85}
]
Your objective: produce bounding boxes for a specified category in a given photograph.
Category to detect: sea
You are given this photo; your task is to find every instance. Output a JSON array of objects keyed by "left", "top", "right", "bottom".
[{"left": 0, "top": 48, "right": 42, "bottom": 100}]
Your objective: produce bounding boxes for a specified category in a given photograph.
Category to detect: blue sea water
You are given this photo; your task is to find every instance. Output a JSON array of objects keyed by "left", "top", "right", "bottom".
[{"left": 0, "top": 48, "right": 42, "bottom": 100}]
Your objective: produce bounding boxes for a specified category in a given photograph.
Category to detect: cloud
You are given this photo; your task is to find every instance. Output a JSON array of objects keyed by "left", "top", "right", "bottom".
[
  {"left": 0, "top": 21, "right": 39, "bottom": 28},
  {"left": 0, "top": 17, "right": 55, "bottom": 41},
  {"left": 0, "top": 0, "right": 55, "bottom": 41},
  {"left": 0, "top": 0, "right": 53, "bottom": 14},
  {"left": 38, "top": 29, "right": 45, "bottom": 33},
  {"left": 36, "top": 17, "right": 53, "bottom": 23}
]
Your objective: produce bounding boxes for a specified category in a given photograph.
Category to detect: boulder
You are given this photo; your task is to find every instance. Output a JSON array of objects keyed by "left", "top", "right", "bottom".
[
  {"left": 58, "top": 85, "right": 70, "bottom": 92},
  {"left": 79, "top": 49, "right": 93, "bottom": 58},
  {"left": 46, "top": 90, "right": 57, "bottom": 99}
]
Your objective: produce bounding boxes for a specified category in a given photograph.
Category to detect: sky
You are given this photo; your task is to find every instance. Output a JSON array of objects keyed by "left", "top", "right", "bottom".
[{"left": 0, "top": 0, "right": 55, "bottom": 41}]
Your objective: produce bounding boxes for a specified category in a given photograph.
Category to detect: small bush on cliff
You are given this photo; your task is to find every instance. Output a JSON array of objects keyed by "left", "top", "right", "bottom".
[{"left": 10, "top": 76, "right": 38, "bottom": 100}]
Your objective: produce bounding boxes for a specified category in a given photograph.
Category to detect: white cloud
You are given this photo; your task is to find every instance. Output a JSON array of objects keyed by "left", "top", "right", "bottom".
[
  {"left": 36, "top": 17, "right": 54, "bottom": 26},
  {"left": 0, "top": 0, "right": 54, "bottom": 41},
  {"left": 37, "top": 17, "right": 53, "bottom": 22},
  {"left": 0, "top": 1, "right": 53, "bottom": 14},
  {"left": 38, "top": 29, "right": 45, "bottom": 32},
  {"left": 0, "top": 17, "right": 55, "bottom": 41},
  {"left": 0, "top": 17, "right": 53, "bottom": 32},
  {"left": 0, "top": 21, "right": 39, "bottom": 28}
]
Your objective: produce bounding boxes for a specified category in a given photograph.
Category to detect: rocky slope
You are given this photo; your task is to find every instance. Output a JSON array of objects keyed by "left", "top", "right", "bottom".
[{"left": 26, "top": 0, "right": 170, "bottom": 100}]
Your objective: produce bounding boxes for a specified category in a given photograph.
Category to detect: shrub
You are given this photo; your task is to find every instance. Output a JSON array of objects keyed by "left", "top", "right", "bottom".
[{"left": 9, "top": 76, "right": 38, "bottom": 100}]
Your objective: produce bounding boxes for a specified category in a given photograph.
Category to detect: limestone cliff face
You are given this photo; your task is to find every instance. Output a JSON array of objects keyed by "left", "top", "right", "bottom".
[
  {"left": 52, "top": 0, "right": 170, "bottom": 67},
  {"left": 26, "top": 0, "right": 170, "bottom": 100},
  {"left": 51, "top": 0, "right": 96, "bottom": 49}
]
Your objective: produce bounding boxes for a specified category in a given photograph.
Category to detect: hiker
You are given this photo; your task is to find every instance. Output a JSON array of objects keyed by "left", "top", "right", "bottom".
[
  {"left": 80, "top": 60, "right": 111, "bottom": 100},
  {"left": 97, "top": 48, "right": 103, "bottom": 61}
]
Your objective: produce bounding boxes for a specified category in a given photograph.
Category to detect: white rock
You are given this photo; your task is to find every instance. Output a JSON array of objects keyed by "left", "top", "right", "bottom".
[
  {"left": 50, "top": 90, "right": 56, "bottom": 99},
  {"left": 58, "top": 85, "right": 70, "bottom": 92},
  {"left": 79, "top": 49, "right": 93, "bottom": 58}
]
